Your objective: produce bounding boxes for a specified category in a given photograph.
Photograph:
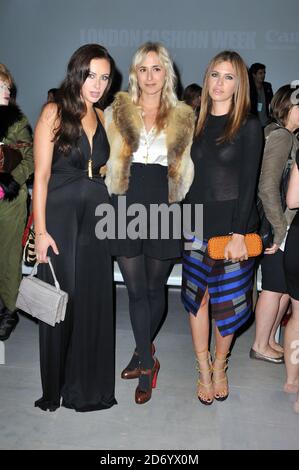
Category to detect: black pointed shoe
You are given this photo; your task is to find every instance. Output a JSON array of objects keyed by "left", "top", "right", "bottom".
[{"left": 0, "top": 310, "right": 19, "bottom": 341}]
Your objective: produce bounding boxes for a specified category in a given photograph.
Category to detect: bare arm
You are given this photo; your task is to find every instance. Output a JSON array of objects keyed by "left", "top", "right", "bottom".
[
  {"left": 33, "top": 103, "right": 59, "bottom": 263},
  {"left": 287, "top": 160, "right": 299, "bottom": 209}
]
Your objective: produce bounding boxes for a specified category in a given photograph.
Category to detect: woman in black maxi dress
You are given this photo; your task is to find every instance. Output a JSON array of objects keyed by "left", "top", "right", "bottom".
[{"left": 33, "top": 44, "right": 117, "bottom": 412}]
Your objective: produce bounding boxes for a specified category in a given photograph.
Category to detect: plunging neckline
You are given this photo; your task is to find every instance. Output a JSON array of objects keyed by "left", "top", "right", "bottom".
[
  {"left": 82, "top": 108, "right": 100, "bottom": 155},
  {"left": 144, "top": 125, "right": 156, "bottom": 136}
]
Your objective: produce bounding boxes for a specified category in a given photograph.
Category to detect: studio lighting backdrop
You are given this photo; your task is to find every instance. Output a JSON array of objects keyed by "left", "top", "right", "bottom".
[{"left": 0, "top": 0, "right": 298, "bottom": 125}]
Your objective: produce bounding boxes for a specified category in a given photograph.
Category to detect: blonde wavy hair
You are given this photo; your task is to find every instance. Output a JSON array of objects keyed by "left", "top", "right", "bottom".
[
  {"left": 196, "top": 50, "right": 250, "bottom": 143},
  {"left": 128, "top": 42, "right": 178, "bottom": 131}
]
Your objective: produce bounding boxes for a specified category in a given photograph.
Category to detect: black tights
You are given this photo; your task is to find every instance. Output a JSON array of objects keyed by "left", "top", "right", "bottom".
[{"left": 117, "top": 255, "right": 172, "bottom": 370}]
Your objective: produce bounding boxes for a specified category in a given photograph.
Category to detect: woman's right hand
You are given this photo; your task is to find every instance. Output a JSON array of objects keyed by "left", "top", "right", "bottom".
[
  {"left": 35, "top": 232, "right": 59, "bottom": 263},
  {"left": 264, "top": 243, "right": 279, "bottom": 255}
]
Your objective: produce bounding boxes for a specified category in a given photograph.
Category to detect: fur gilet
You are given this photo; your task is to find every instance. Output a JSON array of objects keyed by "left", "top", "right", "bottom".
[{"left": 104, "top": 92, "right": 194, "bottom": 203}]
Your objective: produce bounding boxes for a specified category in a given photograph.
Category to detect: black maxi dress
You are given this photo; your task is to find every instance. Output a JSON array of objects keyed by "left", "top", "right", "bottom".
[{"left": 35, "top": 112, "right": 117, "bottom": 412}]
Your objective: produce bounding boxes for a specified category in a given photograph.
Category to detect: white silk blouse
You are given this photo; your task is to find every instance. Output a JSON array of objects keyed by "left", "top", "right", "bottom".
[{"left": 132, "top": 127, "right": 168, "bottom": 166}]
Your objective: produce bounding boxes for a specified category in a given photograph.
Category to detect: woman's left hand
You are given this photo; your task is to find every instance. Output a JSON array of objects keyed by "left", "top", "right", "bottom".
[
  {"left": 264, "top": 243, "right": 279, "bottom": 255},
  {"left": 224, "top": 234, "right": 248, "bottom": 262}
]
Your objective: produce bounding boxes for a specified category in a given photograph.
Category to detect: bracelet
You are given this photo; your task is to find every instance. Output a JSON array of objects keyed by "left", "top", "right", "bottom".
[{"left": 35, "top": 232, "right": 47, "bottom": 237}]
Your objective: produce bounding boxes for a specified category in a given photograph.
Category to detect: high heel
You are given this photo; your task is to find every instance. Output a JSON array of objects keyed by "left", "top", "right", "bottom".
[
  {"left": 212, "top": 351, "right": 229, "bottom": 402},
  {"left": 121, "top": 351, "right": 140, "bottom": 379},
  {"left": 151, "top": 359, "right": 159, "bottom": 389},
  {"left": 121, "top": 343, "right": 156, "bottom": 380},
  {"left": 135, "top": 358, "right": 160, "bottom": 405},
  {"left": 196, "top": 350, "right": 214, "bottom": 405}
]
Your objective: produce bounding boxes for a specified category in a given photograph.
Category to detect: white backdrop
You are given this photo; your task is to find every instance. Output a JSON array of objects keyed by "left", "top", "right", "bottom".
[{"left": 0, "top": 0, "right": 298, "bottom": 126}]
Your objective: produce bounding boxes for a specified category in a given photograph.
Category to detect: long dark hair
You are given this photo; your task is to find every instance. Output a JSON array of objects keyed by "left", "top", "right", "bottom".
[{"left": 54, "top": 44, "right": 115, "bottom": 154}]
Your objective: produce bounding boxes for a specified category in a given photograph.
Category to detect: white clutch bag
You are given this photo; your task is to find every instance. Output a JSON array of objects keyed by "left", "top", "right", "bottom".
[{"left": 16, "top": 258, "right": 68, "bottom": 327}]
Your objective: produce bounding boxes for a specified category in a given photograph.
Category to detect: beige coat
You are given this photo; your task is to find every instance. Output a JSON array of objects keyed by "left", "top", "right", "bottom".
[{"left": 104, "top": 92, "right": 194, "bottom": 203}]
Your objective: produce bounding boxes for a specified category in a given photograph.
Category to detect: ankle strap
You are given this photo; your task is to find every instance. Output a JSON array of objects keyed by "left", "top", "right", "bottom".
[
  {"left": 139, "top": 368, "right": 152, "bottom": 376},
  {"left": 214, "top": 349, "right": 229, "bottom": 361},
  {"left": 196, "top": 352, "right": 212, "bottom": 373},
  {"left": 196, "top": 350, "right": 211, "bottom": 359},
  {"left": 214, "top": 356, "right": 228, "bottom": 362}
]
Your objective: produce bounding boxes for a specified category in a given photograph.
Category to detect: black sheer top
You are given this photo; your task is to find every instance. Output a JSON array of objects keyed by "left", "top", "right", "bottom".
[{"left": 186, "top": 113, "right": 263, "bottom": 239}]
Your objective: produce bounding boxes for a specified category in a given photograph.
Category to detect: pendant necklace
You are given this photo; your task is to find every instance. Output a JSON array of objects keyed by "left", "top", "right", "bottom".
[
  {"left": 88, "top": 158, "right": 93, "bottom": 178},
  {"left": 141, "top": 107, "right": 157, "bottom": 164}
]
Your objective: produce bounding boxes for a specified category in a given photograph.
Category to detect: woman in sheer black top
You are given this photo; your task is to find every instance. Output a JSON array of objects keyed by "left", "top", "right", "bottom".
[{"left": 181, "top": 51, "right": 263, "bottom": 405}]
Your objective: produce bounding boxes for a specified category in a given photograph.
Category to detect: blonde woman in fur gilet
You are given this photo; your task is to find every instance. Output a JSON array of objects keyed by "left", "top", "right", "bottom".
[{"left": 104, "top": 42, "right": 194, "bottom": 405}]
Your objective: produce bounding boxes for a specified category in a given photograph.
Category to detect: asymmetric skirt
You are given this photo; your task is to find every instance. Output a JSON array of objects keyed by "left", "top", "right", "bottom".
[{"left": 181, "top": 237, "right": 255, "bottom": 337}]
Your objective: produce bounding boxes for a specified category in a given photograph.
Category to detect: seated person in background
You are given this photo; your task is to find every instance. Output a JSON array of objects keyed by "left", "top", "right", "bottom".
[
  {"left": 0, "top": 64, "right": 17, "bottom": 102},
  {"left": 249, "top": 62, "right": 273, "bottom": 128},
  {"left": 183, "top": 83, "right": 202, "bottom": 119},
  {"left": 0, "top": 67, "right": 34, "bottom": 341},
  {"left": 47, "top": 88, "right": 58, "bottom": 102}
]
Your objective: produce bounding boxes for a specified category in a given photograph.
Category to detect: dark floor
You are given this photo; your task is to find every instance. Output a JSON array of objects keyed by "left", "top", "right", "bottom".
[{"left": 0, "top": 286, "right": 298, "bottom": 450}]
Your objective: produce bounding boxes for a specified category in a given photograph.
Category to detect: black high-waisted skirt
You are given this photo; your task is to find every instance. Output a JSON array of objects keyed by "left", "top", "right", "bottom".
[{"left": 109, "top": 163, "right": 182, "bottom": 260}]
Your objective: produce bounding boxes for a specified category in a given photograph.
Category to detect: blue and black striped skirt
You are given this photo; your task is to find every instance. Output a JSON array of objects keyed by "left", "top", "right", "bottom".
[{"left": 181, "top": 237, "right": 255, "bottom": 337}]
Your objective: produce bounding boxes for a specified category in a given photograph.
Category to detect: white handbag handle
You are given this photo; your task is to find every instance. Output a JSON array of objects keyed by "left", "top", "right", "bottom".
[{"left": 30, "top": 257, "right": 61, "bottom": 291}]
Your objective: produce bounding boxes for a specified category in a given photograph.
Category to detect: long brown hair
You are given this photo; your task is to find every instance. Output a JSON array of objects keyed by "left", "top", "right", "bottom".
[
  {"left": 196, "top": 50, "right": 250, "bottom": 143},
  {"left": 54, "top": 44, "right": 115, "bottom": 154}
]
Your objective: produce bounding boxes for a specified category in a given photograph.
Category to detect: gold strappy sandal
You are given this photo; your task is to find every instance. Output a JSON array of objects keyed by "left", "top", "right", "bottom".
[
  {"left": 212, "top": 352, "right": 229, "bottom": 402},
  {"left": 196, "top": 350, "right": 214, "bottom": 406}
]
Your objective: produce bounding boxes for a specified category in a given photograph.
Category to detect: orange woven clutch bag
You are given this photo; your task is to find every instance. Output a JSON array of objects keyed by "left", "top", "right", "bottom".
[{"left": 207, "top": 233, "right": 263, "bottom": 260}]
